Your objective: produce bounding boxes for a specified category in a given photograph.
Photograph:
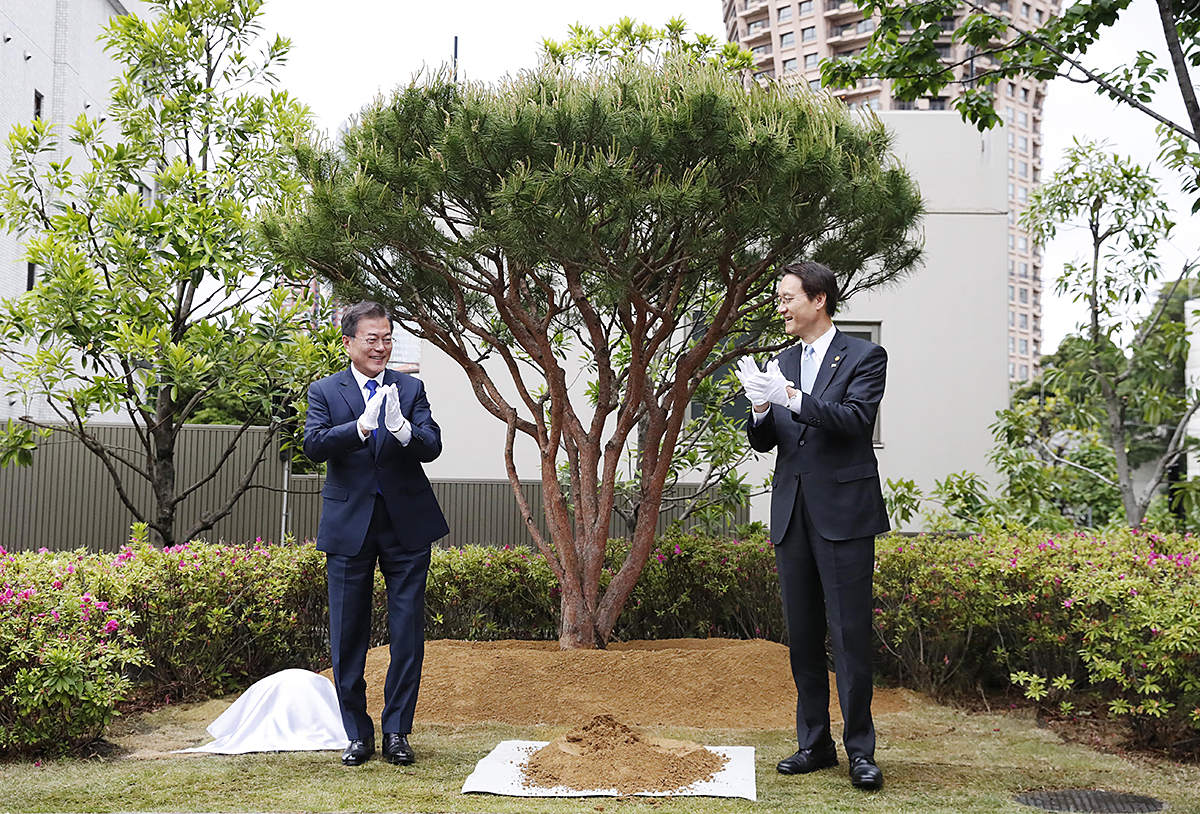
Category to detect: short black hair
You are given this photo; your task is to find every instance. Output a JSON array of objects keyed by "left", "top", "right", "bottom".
[
  {"left": 780, "top": 262, "right": 838, "bottom": 317},
  {"left": 340, "top": 301, "right": 390, "bottom": 337}
]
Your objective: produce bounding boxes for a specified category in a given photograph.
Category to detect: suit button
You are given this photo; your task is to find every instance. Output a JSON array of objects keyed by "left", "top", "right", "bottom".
[{"left": 799, "top": 440, "right": 806, "bottom": 446}]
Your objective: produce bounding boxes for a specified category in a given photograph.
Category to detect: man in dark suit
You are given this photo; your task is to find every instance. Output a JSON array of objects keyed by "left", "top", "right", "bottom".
[
  {"left": 304, "top": 301, "right": 449, "bottom": 767},
  {"left": 738, "top": 262, "right": 888, "bottom": 791}
]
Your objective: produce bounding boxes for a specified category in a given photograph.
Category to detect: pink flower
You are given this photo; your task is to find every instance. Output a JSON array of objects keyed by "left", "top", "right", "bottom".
[{"left": 103, "top": 619, "right": 119, "bottom": 634}]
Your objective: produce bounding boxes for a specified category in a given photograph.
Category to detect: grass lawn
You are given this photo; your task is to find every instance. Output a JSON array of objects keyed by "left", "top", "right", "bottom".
[{"left": 4, "top": 690, "right": 1199, "bottom": 813}]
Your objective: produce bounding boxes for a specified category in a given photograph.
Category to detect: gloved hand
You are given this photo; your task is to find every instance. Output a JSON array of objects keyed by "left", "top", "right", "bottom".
[
  {"left": 735, "top": 357, "right": 771, "bottom": 406},
  {"left": 382, "top": 383, "right": 408, "bottom": 433},
  {"left": 358, "top": 383, "right": 386, "bottom": 435},
  {"left": 763, "top": 360, "right": 796, "bottom": 408}
]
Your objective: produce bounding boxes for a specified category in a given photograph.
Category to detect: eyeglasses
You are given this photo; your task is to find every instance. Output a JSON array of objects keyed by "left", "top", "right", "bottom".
[
  {"left": 354, "top": 334, "right": 393, "bottom": 348},
  {"left": 777, "top": 295, "right": 796, "bottom": 306}
]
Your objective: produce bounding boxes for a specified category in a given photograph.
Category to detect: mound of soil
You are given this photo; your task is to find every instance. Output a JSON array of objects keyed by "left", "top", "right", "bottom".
[
  {"left": 340, "top": 638, "right": 909, "bottom": 728},
  {"left": 523, "top": 714, "right": 728, "bottom": 794}
]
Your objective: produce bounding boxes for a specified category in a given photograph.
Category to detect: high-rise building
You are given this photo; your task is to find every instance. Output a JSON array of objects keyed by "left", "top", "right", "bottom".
[{"left": 722, "top": 0, "right": 1058, "bottom": 383}]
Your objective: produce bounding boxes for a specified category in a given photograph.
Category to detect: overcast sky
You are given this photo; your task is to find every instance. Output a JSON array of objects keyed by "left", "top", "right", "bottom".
[{"left": 259, "top": 0, "right": 1199, "bottom": 354}]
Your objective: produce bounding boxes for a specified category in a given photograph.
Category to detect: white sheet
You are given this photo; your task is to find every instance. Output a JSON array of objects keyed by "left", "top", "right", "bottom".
[
  {"left": 175, "top": 669, "right": 349, "bottom": 754},
  {"left": 461, "top": 740, "right": 757, "bottom": 800}
]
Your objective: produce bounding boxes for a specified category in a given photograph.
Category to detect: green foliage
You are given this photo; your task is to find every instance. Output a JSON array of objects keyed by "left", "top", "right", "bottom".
[
  {"left": 874, "top": 528, "right": 1200, "bottom": 755},
  {"left": 542, "top": 16, "right": 754, "bottom": 73},
  {"left": 0, "top": 545, "right": 146, "bottom": 756},
  {"left": 613, "top": 528, "right": 783, "bottom": 641},
  {"left": 425, "top": 546, "right": 559, "bottom": 641},
  {"left": 91, "top": 525, "right": 329, "bottom": 696},
  {"left": 0, "top": 0, "right": 343, "bottom": 546}
]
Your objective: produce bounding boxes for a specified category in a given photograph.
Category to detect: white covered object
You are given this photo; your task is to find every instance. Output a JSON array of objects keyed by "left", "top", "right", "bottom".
[
  {"left": 461, "top": 741, "right": 757, "bottom": 800},
  {"left": 175, "top": 669, "right": 349, "bottom": 754}
]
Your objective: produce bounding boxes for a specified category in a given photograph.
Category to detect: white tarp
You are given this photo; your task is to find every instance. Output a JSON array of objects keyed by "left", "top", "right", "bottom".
[
  {"left": 461, "top": 740, "right": 757, "bottom": 800},
  {"left": 174, "top": 669, "right": 349, "bottom": 754}
]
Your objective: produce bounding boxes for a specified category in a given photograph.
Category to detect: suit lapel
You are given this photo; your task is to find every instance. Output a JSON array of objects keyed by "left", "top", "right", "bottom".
[
  {"left": 809, "top": 330, "right": 847, "bottom": 401},
  {"left": 337, "top": 367, "right": 365, "bottom": 416}
]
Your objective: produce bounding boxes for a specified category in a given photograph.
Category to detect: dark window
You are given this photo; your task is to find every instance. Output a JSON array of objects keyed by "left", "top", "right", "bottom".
[
  {"left": 26, "top": 262, "right": 37, "bottom": 291},
  {"left": 33, "top": 90, "right": 43, "bottom": 120}
]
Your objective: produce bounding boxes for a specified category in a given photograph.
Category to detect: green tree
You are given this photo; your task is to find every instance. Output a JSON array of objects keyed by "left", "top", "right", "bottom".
[
  {"left": 266, "top": 45, "right": 923, "bottom": 648},
  {"left": 1020, "top": 139, "right": 1196, "bottom": 526},
  {"left": 0, "top": 0, "right": 342, "bottom": 546},
  {"left": 822, "top": 0, "right": 1200, "bottom": 210}
]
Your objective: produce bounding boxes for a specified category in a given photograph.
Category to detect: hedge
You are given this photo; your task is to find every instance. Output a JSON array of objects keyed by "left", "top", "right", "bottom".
[{"left": 3, "top": 526, "right": 1199, "bottom": 756}]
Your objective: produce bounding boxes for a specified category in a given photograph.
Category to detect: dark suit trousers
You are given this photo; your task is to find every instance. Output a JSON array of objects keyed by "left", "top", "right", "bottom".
[
  {"left": 775, "top": 488, "right": 877, "bottom": 759},
  {"left": 326, "top": 495, "right": 431, "bottom": 740}
]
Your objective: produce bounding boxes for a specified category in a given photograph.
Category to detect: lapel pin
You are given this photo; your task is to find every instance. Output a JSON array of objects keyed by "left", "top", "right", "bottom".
[{"left": 834, "top": 356, "right": 841, "bottom": 361}]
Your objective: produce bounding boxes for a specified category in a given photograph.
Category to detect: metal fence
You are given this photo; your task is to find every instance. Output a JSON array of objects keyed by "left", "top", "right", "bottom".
[{"left": 0, "top": 424, "right": 746, "bottom": 553}]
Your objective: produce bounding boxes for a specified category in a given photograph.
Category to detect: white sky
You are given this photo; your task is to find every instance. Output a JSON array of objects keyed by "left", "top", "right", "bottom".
[{"left": 260, "top": 0, "right": 1200, "bottom": 354}]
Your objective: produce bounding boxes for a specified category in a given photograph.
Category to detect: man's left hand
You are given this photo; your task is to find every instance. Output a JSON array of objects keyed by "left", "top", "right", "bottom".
[
  {"left": 382, "top": 383, "right": 409, "bottom": 433},
  {"left": 763, "top": 360, "right": 795, "bottom": 408}
]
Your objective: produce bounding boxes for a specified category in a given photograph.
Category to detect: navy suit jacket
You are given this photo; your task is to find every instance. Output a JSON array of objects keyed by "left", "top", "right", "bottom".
[
  {"left": 747, "top": 330, "right": 890, "bottom": 543},
  {"left": 303, "top": 366, "right": 449, "bottom": 555}
]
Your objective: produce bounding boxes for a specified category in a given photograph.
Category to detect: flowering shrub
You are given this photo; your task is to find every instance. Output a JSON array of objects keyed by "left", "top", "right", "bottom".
[
  {"left": 0, "top": 546, "right": 145, "bottom": 756},
  {"left": 873, "top": 528, "right": 1200, "bottom": 754},
  {"left": 425, "top": 545, "right": 559, "bottom": 640},
  {"left": 91, "top": 525, "right": 329, "bottom": 696}
]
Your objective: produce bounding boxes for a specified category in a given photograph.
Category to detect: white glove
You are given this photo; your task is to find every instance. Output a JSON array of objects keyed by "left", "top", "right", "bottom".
[
  {"left": 382, "top": 383, "right": 407, "bottom": 433},
  {"left": 735, "top": 357, "right": 771, "bottom": 406},
  {"left": 358, "top": 383, "right": 386, "bottom": 434},
  {"left": 763, "top": 360, "right": 795, "bottom": 408}
]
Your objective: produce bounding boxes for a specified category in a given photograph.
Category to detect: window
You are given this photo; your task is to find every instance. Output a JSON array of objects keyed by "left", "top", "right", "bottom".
[
  {"left": 857, "top": 19, "right": 876, "bottom": 34},
  {"left": 1008, "top": 182, "right": 1015, "bottom": 199},
  {"left": 1018, "top": 111, "right": 1029, "bottom": 128},
  {"left": 756, "top": 69, "right": 776, "bottom": 80},
  {"left": 1008, "top": 285, "right": 1015, "bottom": 301},
  {"left": 1009, "top": 336, "right": 1016, "bottom": 352},
  {"left": 1017, "top": 186, "right": 1028, "bottom": 202},
  {"left": 809, "top": 78, "right": 822, "bottom": 91},
  {"left": 805, "top": 52, "right": 819, "bottom": 68},
  {"left": 1007, "top": 132, "right": 1015, "bottom": 148},
  {"left": 1021, "top": 87, "right": 1030, "bottom": 102},
  {"left": 781, "top": 31, "right": 795, "bottom": 48},
  {"left": 1018, "top": 236, "right": 1028, "bottom": 252},
  {"left": 928, "top": 96, "right": 947, "bottom": 110},
  {"left": 934, "top": 43, "right": 951, "bottom": 59},
  {"left": 783, "top": 57, "right": 798, "bottom": 72},
  {"left": 778, "top": 5, "right": 793, "bottom": 21},
  {"left": 33, "top": 90, "right": 43, "bottom": 120},
  {"left": 802, "top": 26, "right": 816, "bottom": 41},
  {"left": 1007, "top": 209, "right": 1015, "bottom": 225},
  {"left": 1009, "top": 310, "right": 1016, "bottom": 326},
  {"left": 1009, "top": 259, "right": 1016, "bottom": 275},
  {"left": 751, "top": 44, "right": 772, "bottom": 57},
  {"left": 1019, "top": 338, "right": 1028, "bottom": 354},
  {"left": 892, "top": 98, "right": 914, "bottom": 110},
  {"left": 1021, "top": 3, "right": 1030, "bottom": 16},
  {"left": 1018, "top": 135, "right": 1028, "bottom": 152},
  {"left": 1019, "top": 262, "right": 1028, "bottom": 277},
  {"left": 748, "top": 18, "right": 771, "bottom": 35},
  {"left": 1005, "top": 105, "right": 1014, "bottom": 122},
  {"left": 1036, "top": 9, "right": 1044, "bottom": 22},
  {"left": 799, "top": 0, "right": 813, "bottom": 14},
  {"left": 1008, "top": 157, "right": 1015, "bottom": 172},
  {"left": 835, "top": 322, "right": 884, "bottom": 445},
  {"left": 1006, "top": 82, "right": 1016, "bottom": 97},
  {"left": 26, "top": 262, "right": 37, "bottom": 291},
  {"left": 1008, "top": 233, "right": 1015, "bottom": 250},
  {"left": 1019, "top": 313, "right": 1029, "bottom": 329},
  {"left": 1019, "top": 288, "right": 1028, "bottom": 303},
  {"left": 1018, "top": 160, "right": 1028, "bottom": 178},
  {"left": 1009, "top": 362, "right": 1016, "bottom": 378}
]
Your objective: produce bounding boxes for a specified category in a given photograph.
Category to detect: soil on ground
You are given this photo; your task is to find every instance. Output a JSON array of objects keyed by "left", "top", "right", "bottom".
[{"left": 522, "top": 713, "right": 728, "bottom": 794}]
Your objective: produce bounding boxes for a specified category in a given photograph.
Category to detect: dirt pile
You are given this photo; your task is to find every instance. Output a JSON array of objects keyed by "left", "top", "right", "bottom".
[
  {"left": 342, "top": 638, "right": 909, "bottom": 728},
  {"left": 523, "top": 714, "right": 728, "bottom": 794}
]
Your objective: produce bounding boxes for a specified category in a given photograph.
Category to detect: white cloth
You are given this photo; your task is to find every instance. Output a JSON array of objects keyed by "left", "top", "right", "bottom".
[
  {"left": 461, "top": 740, "right": 757, "bottom": 800},
  {"left": 174, "top": 669, "right": 349, "bottom": 754}
]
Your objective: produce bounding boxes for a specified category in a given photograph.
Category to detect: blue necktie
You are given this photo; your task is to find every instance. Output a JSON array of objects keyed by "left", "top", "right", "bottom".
[
  {"left": 801, "top": 344, "right": 817, "bottom": 395},
  {"left": 364, "top": 379, "right": 380, "bottom": 447}
]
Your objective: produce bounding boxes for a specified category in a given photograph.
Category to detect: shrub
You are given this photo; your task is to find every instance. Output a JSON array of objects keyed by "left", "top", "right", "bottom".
[
  {"left": 425, "top": 545, "right": 559, "bottom": 640},
  {"left": 0, "top": 546, "right": 145, "bottom": 756},
  {"left": 91, "top": 525, "right": 329, "bottom": 696}
]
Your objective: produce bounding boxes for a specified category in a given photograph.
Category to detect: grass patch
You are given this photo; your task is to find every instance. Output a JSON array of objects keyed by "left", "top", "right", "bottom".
[{"left": 4, "top": 695, "right": 1200, "bottom": 813}]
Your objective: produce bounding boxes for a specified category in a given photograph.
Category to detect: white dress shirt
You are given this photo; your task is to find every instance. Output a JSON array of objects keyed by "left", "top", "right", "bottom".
[
  {"left": 752, "top": 324, "right": 837, "bottom": 424},
  {"left": 350, "top": 366, "right": 412, "bottom": 445}
]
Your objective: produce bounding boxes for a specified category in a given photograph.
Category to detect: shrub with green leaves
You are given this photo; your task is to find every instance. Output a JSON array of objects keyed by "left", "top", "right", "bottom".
[{"left": 0, "top": 546, "right": 145, "bottom": 756}]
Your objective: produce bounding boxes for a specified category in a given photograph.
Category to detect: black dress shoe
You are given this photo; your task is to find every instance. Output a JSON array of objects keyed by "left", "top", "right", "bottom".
[
  {"left": 341, "top": 735, "right": 375, "bottom": 766},
  {"left": 382, "top": 733, "right": 415, "bottom": 765},
  {"left": 776, "top": 741, "right": 838, "bottom": 774},
  {"left": 849, "top": 755, "right": 883, "bottom": 790}
]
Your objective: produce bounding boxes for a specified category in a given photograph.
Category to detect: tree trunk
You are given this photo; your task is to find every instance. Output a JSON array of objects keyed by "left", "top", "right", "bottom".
[{"left": 558, "top": 583, "right": 602, "bottom": 649}]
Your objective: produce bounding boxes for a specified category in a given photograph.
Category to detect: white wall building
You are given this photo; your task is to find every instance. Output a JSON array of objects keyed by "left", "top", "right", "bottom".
[
  {"left": 419, "top": 110, "right": 1011, "bottom": 531},
  {"left": 0, "top": 0, "right": 147, "bottom": 421}
]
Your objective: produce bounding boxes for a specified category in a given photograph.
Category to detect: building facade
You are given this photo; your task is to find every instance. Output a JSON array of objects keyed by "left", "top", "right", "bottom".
[
  {"left": 0, "top": 0, "right": 147, "bottom": 421},
  {"left": 722, "top": 0, "right": 1058, "bottom": 384}
]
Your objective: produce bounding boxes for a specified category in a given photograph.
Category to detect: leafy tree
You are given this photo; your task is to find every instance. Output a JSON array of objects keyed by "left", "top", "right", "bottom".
[
  {"left": 266, "top": 44, "right": 924, "bottom": 647},
  {"left": 1020, "top": 139, "right": 1197, "bottom": 526},
  {"left": 0, "top": 0, "right": 343, "bottom": 546},
  {"left": 822, "top": 0, "right": 1200, "bottom": 210},
  {"left": 542, "top": 15, "right": 755, "bottom": 73}
]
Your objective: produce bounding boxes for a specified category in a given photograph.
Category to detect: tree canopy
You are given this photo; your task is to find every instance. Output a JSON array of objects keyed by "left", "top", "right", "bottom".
[{"left": 266, "top": 53, "right": 924, "bottom": 647}]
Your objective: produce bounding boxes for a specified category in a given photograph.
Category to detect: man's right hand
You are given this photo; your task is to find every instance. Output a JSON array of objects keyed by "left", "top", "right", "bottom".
[
  {"left": 735, "top": 357, "right": 771, "bottom": 408},
  {"left": 358, "top": 383, "right": 387, "bottom": 435}
]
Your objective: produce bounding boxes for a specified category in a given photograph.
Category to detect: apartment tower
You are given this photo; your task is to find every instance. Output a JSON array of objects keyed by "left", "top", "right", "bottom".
[{"left": 722, "top": 0, "right": 1058, "bottom": 383}]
